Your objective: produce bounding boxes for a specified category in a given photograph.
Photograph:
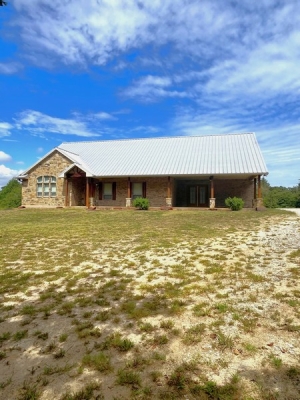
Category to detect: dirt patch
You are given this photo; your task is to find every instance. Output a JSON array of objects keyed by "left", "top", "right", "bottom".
[{"left": 0, "top": 212, "right": 299, "bottom": 399}]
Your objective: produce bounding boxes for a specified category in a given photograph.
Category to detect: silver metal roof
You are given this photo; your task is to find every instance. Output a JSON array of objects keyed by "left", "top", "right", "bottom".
[
  {"left": 55, "top": 133, "right": 268, "bottom": 177},
  {"left": 19, "top": 133, "right": 268, "bottom": 179}
]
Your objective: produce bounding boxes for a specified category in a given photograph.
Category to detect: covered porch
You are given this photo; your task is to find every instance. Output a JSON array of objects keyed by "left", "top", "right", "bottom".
[{"left": 62, "top": 167, "right": 264, "bottom": 209}]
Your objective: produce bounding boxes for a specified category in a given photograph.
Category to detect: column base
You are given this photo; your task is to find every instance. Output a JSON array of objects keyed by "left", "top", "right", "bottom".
[
  {"left": 126, "top": 198, "right": 131, "bottom": 207},
  {"left": 166, "top": 197, "right": 172, "bottom": 207},
  {"left": 253, "top": 198, "right": 264, "bottom": 210},
  {"left": 209, "top": 198, "right": 216, "bottom": 209}
]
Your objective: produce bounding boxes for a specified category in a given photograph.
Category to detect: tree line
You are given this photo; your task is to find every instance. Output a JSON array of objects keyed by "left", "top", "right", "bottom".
[
  {"left": 262, "top": 178, "right": 300, "bottom": 208},
  {"left": 0, "top": 178, "right": 299, "bottom": 209}
]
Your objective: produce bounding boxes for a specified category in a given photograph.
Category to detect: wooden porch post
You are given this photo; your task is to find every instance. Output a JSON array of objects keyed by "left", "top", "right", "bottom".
[
  {"left": 167, "top": 176, "right": 171, "bottom": 198},
  {"left": 209, "top": 176, "right": 215, "bottom": 209},
  {"left": 126, "top": 177, "right": 131, "bottom": 207},
  {"left": 210, "top": 178, "right": 214, "bottom": 199},
  {"left": 127, "top": 177, "right": 131, "bottom": 198},
  {"left": 257, "top": 175, "right": 262, "bottom": 198},
  {"left": 166, "top": 176, "right": 172, "bottom": 207},
  {"left": 255, "top": 175, "right": 263, "bottom": 211},
  {"left": 65, "top": 179, "right": 68, "bottom": 207},
  {"left": 86, "top": 178, "right": 90, "bottom": 208},
  {"left": 253, "top": 177, "right": 257, "bottom": 200}
]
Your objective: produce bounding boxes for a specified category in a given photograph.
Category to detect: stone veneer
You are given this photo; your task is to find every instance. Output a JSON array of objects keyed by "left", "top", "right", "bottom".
[
  {"left": 21, "top": 151, "right": 70, "bottom": 207},
  {"left": 21, "top": 151, "right": 255, "bottom": 209}
]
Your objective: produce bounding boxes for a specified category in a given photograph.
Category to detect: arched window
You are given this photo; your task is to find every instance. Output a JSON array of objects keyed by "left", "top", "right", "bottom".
[{"left": 37, "top": 176, "right": 57, "bottom": 197}]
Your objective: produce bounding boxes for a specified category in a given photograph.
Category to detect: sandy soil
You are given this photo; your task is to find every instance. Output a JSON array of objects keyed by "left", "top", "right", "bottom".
[{"left": 0, "top": 212, "right": 300, "bottom": 399}]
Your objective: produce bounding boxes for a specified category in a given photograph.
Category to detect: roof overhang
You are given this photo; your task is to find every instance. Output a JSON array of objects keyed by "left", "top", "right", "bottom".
[
  {"left": 91, "top": 172, "right": 268, "bottom": 180},
  {"left": 16, "top": 174, "right": 28, "bottom": 180},
  {"left": 58, "top": 163, "right": 94, "bottom": 178}
]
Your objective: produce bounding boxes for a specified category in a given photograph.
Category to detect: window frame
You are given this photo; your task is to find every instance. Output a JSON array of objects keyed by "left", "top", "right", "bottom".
[
  {"left": 98, "top": 182, "right": 116, "bottom": 201},
  {"left": 131, "top": 181, "right": 146, "bottom": 199},
  {"left": 36, "top": 176, "right": 57, "bottom": 198}
]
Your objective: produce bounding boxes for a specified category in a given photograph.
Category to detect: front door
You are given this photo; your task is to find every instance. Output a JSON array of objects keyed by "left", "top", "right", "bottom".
[{"left": 188, "top": 185, "right": 208, "bottom": 207}]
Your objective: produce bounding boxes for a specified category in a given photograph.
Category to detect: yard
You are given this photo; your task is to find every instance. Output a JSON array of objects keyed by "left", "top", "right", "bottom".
[{"left": 0, "top": 208, "right": 299, "bottom": 399}]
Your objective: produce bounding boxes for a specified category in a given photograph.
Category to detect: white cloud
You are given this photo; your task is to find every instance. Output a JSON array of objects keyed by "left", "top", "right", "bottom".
[
  {"left": 15, "top": 110, "right": 100, "bottom": 138},
  {"left": 123, "top": 75, "right": 188, "bottom": 100},
  {"left": 0, "top": 165, "right": 23, "bottom": 189},
  {"left": 11, "top": 0, "right": 239, "bottom": 66},
  {"left": 169, "top": 108, "right": 300, "bottom": 187},
  {"left": 10, "top": 1, "right": 300, "bottom": 110},
  {"left": 0, "top": 122, "right": 13, "bottom": 137},
  {"left": 90, "top": 112, "right": 116, "bottom": 121},
  {"left": 0, "top": 151, "right": 12, "bottom": 162},
  {"left": 0, "top": 62, "right": 22, "bottom": 75}
]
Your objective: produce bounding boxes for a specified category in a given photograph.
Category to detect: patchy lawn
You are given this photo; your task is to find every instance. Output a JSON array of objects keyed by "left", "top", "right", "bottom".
[{"left": 0, "top": 208, "right": 299, "bottom": 399}]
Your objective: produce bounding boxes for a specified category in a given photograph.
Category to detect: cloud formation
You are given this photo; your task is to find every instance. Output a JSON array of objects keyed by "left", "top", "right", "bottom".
[
  {"left": 0, "top": 62, "right": 22, "bottom": 75},
  {"left": 0, "top": 122, "right": 13, "bottom": 137},
  {"left": 0, "top": 165, "right": 22, "bottom": 189},
  {"left": 0, "top": 151, "right": 12, "bottom": 162},
  {"left": 3, "top": 1, "right": 299, "bottom": 187},
  {"left": 15, "top": 110, "right": 101, "bottom": 138}
]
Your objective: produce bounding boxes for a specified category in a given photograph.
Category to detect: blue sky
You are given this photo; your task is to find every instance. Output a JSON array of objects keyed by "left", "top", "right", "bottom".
[{"left": 0, "top": 0, "right": 299, "bottom": 188}]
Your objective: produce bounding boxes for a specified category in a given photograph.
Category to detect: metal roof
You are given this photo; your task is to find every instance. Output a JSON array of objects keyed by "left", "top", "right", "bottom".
[
  {"left": 19, "top": 133, "right": 268, "bottom": 178},
  {"left": 56, "top": 133, "right": 268, "bottom": 177}
]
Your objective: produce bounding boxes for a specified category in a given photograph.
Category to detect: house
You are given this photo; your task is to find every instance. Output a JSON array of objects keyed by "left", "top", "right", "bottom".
[{"left": 17, "top": 133, "right": 268, "bottom": 209}]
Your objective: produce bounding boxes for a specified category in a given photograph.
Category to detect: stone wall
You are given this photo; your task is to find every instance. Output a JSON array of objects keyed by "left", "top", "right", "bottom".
[{"left": 21, "top": 151, "right": 71, "bottom": 207}]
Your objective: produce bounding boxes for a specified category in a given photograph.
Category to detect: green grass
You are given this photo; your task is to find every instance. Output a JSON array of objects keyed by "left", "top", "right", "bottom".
[
  {"left": 0, "top": 208, "right": 298, "bottom": 400},
  {"left": 82, "top": 352, "right": 112, "bottom": 373}
]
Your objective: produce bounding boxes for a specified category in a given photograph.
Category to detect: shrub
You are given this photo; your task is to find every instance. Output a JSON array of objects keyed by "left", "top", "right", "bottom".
[
  {"left": 225, "top": 197, "right": 244, "bottom": 211},
  {"left": 132, "top": 197, "right": 149, "bottom": 210},
  {"left": 0, "top": 179, "right": 21, "bottom": 209}
]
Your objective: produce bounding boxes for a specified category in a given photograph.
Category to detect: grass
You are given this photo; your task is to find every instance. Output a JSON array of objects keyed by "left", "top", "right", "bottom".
[
  {"left": 82, "top": 352, "right": 112, "bottom": 373},
  {"left": 59, "top": 381, "right": 102, "bottom": 400},
  {"left": 0, "top": 208, "right": 298, "bottom": 400}
]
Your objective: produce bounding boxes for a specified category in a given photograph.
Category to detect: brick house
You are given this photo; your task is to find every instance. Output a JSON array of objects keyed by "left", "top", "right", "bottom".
[{"left": 17, "top": 133, "right": 268, "bottom": 209}]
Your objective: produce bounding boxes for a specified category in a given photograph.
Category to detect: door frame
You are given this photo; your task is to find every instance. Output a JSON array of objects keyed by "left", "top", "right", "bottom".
[{"left": 187, "top": 184, "right": 209, "bottom": 207}]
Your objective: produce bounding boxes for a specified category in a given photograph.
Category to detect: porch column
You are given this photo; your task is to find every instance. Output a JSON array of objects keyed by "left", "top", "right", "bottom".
[
  {"left": 255, "top": 175, "right": 263, "bottom": 210},
  {"left": 166, "top": 176, "right": 172, "bottom": 207},
  {"left": 258, "top": 175, "right": 262, "bottom": 198},
  {"left": 209, "top": 176, "right": 216, "bottom": 209},
  {"left": 253, "top": 177, "right": 257, "bottom": 208},
  {"left": 126, "top": 177, "right": 131, "bottom": 207},
  {"left": 65, "top": 179, "right": 69, "bottom": 207},
  {"left": 86, "top": 178, "right": 90, "bottom": 208}
]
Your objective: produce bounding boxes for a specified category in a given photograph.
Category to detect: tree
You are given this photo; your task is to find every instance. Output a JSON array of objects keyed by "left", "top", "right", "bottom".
[
  {"left": 0, "top": 1, "right": 7, "bottom": 6},
  {"left": 262, "top": 180, "right": 299, "bottom": 208},
  {"left": 0, "top": 179, "right": 22, "bottom": 209}
]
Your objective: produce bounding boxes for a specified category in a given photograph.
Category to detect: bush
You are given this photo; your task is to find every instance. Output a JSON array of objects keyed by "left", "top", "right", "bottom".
[
  {"left": 0, "top": 179, "right": 21, "bottom": 209},
  {"left": 225, "top": 197, "right": 244, "bottom": 211},
  {"left": 132, "top": 197, "right": 149, "bottom": 210}
]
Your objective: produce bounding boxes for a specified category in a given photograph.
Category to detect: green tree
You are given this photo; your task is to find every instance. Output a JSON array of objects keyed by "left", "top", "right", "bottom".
[
  {"left": 263, "top": 181, "right": 299, "bottom": 208},
  {"left": 0, "top": 179, "right": 22, "bottom": 209}
]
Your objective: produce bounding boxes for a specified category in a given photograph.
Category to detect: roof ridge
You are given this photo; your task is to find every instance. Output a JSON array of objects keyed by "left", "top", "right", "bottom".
[{"left": 59, "top": 132, "right": 255, "bottom": 145}]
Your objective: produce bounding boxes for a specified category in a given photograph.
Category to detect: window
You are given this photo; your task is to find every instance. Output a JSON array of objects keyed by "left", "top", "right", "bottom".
[
  {"left": 98, "top": 182, "right": 116, "bottom": 200},
  {"left": 37, "top": 176, "right": 56, "bottom": 197},
  {"left": 104, "top": 183, "right": 113, "bottom": 199},
  {"left": 132, "top": 182, "right": 146, "bottom": 199}
]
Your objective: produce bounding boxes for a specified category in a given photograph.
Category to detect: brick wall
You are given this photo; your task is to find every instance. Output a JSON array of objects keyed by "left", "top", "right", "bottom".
[
  {"left": 215, "top": 179, "right": 253, "bottom": 208},
  {"left": 94, "top": 177, "right": 170, "bottom": 207}
]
